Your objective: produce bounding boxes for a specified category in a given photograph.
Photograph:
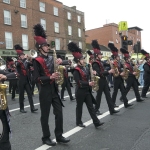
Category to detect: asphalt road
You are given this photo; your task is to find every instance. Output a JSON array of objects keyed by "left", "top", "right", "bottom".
[{"left": 5, "top": 85, "right": 150, "bottom": 150}]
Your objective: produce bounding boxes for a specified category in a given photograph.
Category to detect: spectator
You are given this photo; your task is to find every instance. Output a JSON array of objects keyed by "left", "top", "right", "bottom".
[{"left": 138, "top": 60, "right": 144, "bottom": 87}]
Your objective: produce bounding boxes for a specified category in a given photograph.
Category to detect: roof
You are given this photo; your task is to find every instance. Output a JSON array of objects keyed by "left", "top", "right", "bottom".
[
  {"left": 128, "top": 26, "right": 143, "bottom": 31},
  {"left": 86, "top": 43, "right": 110, "bottom": 52}
]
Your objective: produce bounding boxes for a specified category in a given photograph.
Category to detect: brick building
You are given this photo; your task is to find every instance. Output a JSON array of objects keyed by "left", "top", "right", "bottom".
[
  {"left": 85, "top": 23, "right": 142, "bottom": 56},
  {"left": 0, "top": 0, "right": 85, "bottom": 58}
]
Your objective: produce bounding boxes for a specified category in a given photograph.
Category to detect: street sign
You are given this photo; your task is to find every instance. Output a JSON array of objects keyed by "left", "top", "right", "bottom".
[{"left": 118, "top": 21, "right": 128, "bottom": 31}]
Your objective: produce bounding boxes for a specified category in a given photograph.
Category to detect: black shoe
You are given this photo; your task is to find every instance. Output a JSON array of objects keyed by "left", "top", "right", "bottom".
[
  {"left": 70, "top": 97, "right": 75, "bottom": 101},
  {"left": 114, "top": 104, "right": 119, "bottom": 108},
  {"left": 43, "top": 138, "right": 56, "bottom": 146},
  {"left": 61, "top": 98, "right": 66, "bottom": 101},
  {"left": 77, "top": 124, "right": 86, "bottom": 128},
  {"left": 56, "top": 136, "right": 70, "bottom": 143},
  {"left": 20, "top": 109, "right": 27, "bottom": 113},
  {"left": 31, "top": 108, "right": 38, "bottom": 113},
  {"left": 110, "top": 110, "right": 120, "bottom": 115},
  {"left": 137, "top": 99, "right": 144, "bottom": 102},
  {"left": 95, "top": 122, "right": 104, "bottom": 128},
  {"left": 125, "top": 104, "right": 133, "bottom": 108},
  {"left": 95, "top": 110, "right": 103, "bottom": 115}
]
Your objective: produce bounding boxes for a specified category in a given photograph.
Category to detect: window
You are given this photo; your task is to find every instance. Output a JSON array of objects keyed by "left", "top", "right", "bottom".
[
  {"left": 3, "top": 0, "right": 10, "bottom": 4},
  {"left": 22, "top": 34, "right": 28, "bottom": 50},
  {"left": 53, "top": 7, "right": 58, "bottom": 16},
  {"left": 67, "top": 12, "right": 71, "bottom": 20},
  {"left": 39, "top": 2, "right": 45, "bottom": 12},
  {"left": 55, "top": 38, "right": 60, "bottom": 50},
  {"left": 77, "top": 16, "right": 81, "bottom": 23},
  {"left": 78, "top": 28, "right": 81, "bottom": 37},
  {"left": 21, "top": 14, "right": 27, "bottom": 28},
  {"left": 137, "top": 31, "right": 138, "bottom": 35},
  {"left": 116, "top": 31, "right": 118, "bottom": 34},
  {"left": 4, "top": 10, "right": 11, "bottom": 25},
  {"left": 40, "top": 19, "right": 46, "bottom": 30},
  {"left": 5, "top": 32, "right": 13, "bottom": 49},
  {"left": 79, "top": 42, "right": 82, "bottom": 49},
  {"left": 54, "top": 22, "right": 59, "bottom": 33},
  {"left": 116, "top": 39, "right": 118, "bottom": 44},
  {"left": 20, "top": 0, "right": 26, "bottom": 8},
  {"left": 68, "top": 26, "right": 72, "bottom": 35}
]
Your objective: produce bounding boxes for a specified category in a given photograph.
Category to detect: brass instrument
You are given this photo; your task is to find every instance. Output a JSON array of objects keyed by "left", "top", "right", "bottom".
[
  {"left": 0, "top": 84, "right": 8, "bottom": 110},
  {"left": 53, "top": 47, "right": 65, "bottom": 90},
  {"left": 28, "top": 49, "right": 38, "bottom": 58},
  {"left": 133, "top": 61, "right": 140, "bottom": 79},
  {"left": 0, "top": 58, "right": 8, "bottom": 110},
  {"left": 108, "top": 58, "right": 120, "bottom": 77},
  {"left": 122, "top": 60, "right": 129, "bottom": 80},
  {"left": 89, "top": 64, "right": 100, "bottom": 91}
]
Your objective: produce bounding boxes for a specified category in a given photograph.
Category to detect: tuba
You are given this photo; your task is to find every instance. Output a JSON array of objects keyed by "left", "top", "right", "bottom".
[
  {"left": 122, "top": 60, "right": 129, "bottom": 80},
  {"left": 52, "top": 46, "right": 65, "bottom": 90},
  {"left": 89, "top": 64, "right": 100, "bottom": 91}
]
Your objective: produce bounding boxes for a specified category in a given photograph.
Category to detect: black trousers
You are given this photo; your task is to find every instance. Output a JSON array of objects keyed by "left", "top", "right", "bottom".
[
  {"left": 76, "top": 92, "right": 100, "bottom": 126},
  {"left": 0, "top": 111, "right": 11, "bottom": 150},
  {"left": 61, "top": 77, "right": 73, "bottom": 99},
  {"left": 125, "top": 76, "right": 141, "bottom": 100},
  {"left": 141, "top": 77, "right": 150, "bottom": 97},
  {"left": 18, "top": 77, "right": 34, "bottom": 110},
  {"left": 11, "top": 80, "right": 18, "bottom": 99},
  {"left": 8, "top": 81, "right": 12, "bottom": 93},
  {"left": 112, "top": 77, "right": 128, "bottom": 105},
  {"left": 95, "top": 78, "right": 114, "bottom": 112},
  {"left": 39, "top": 83, "right": 63, "bottom": 140}
]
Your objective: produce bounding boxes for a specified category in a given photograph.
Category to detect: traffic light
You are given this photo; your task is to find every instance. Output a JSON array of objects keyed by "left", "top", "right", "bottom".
[
  {"left": 51, "top": 41, "right": 55, "bottom": 48},
  {"left": 127, "top": 40, "right": 133, "bottom": 45},
  {"left": 121, "top": 35, "right": 128, "bottom": 50},
  {"left": 137, "top": 41, "right": 141, "bottom": 52}
]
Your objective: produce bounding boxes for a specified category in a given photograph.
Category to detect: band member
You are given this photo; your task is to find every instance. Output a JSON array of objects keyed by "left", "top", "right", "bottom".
[
  {"left": 6, "top": 57, "right": 18, "bottom": 101},
  {"left": 0, "top": 70, "right": 19, "bottom": 150},
  {"left": 15, "top": 45, "right": 38, "bottom": 113},
  {"left": 120, "top": 48, "right": 144, "bottom": 102},
  {"left": 68, "top": 42, "right": 104, "bottom": 128},
  {"left": 91, "top": 40, "right": 119, "bottom": 115},
  {"left": 57, "top": 55, "right": 75, "bottom": 101},
  {"left": 87, "top": 50, "right": 94, "bottom": 64},
  {"left": 141, "top": 49, "right": 150, "bottom": 98},
  {"left": 108, "top": 43, "right": 133, "bottom": 108},
  {"left": 33, "top": 24, "right": 70, "bottom": 146}
]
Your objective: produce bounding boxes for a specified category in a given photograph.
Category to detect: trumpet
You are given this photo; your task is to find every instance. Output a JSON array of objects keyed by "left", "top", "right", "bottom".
[{"left": 28, "top": 49, "right": 38, "bottom": 58}]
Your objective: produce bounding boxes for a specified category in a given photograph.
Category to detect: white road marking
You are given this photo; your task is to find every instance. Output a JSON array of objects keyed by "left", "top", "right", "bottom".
[
  {"left": 9, "top": 94, "right": 75, "bottom": 112},
  {"left": 35, "top": 92, "right": 150, "bottom": 150}
]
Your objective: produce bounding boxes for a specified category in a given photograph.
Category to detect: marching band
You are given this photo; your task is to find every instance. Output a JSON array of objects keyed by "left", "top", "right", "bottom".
[{"left": 0, "top": 24, "right": 149, "bottom": 150}]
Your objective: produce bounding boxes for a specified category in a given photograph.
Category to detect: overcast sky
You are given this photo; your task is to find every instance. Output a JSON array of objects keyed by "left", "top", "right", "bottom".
[{"left": 62, "top": 0, "right": 149, "bottom": 52}]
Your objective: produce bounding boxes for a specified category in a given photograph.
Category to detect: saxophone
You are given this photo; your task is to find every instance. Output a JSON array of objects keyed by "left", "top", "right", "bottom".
[
  {"left": 53, "top": 48, "right": 65, "bottom": 90},
  {"left": 0, "top": 84, "right": 8, "bottom": 110},
  {"left": 122, "top": 60, "right": 129, "bottom": 80},
  {"left": 108, "top": 59, "right": 120, "bottom": 77},
  {"left": 89, "top": 64, "right": 100, "bottom": 91},
  {"left": 133, "top": 62, "right": 140, "bottom": 79}
]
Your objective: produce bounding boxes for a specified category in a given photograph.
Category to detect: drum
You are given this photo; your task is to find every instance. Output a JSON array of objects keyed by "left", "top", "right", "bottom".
[{"left": 0, "top": 119, "right": 3, "bottom": 140}]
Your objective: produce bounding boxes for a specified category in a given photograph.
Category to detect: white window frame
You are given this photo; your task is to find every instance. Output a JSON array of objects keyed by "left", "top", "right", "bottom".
[
  {"left": 68, "top": 26, "right": 72, "bottom": 36},
  {"left": 78, "top": 28, "right": 81, "bottom": 37},
  {"left": 5, "top": 32, "right": 13, "bottom": 49},
  {"left": 55, "top": 38, "right": 60, "bottom": 50},
  {"left": 4, "top": 10, "right": 11, "bottom": 25},
  {"left": 39, "top": 2, "right": 45, "bottom": 12},
  {"left": 79, "top": 42, "right": 82, "bottom": 49},
  {"left": 21, "top": 14, "right": 27, "bottom": 28},
  {"left": 67, "top": 12, "right": 71, "bottom": 20},
  {"left": 20, "top": 0, "right": 26, "bottom": 8},
  {"left": 53, "top": 7, "right": 58, "bottom": 16},
  {"left": 3, "top": 0, "right": 10, "bottom": 4},
  {"left": 77, "top": 15, "right": 81, "bottom": 23},
  {"left": 40, "top": 19, "right": 46, "bottom": 30},
  {"left": 54, "top": 22, "right": 59, "bottom": 33},
  {"left": 22, "top": 34, "right": 28, "bottom": 50}
]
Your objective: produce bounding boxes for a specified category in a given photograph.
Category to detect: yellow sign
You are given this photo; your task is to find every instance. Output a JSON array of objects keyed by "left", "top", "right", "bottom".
[
  {"left": 131, "top": 53, "right": 143, "bottom": 59},
  {"left": 118, "top": 21, "right": 128, "bottom": 31}
]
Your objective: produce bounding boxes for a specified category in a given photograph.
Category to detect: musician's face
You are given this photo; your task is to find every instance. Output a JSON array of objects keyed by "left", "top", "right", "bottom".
[
  {"left": 20, "top": 54, "right": 25, "bottom": 59},
  {"left": 79, "top": 58, "right": 85, "bottom": 65},
  {"left": 98, "top": 54, "right": 103, "bottom": 59},
  {"left": 116, "top": 56, "right": 120, "bottom": 61}
]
